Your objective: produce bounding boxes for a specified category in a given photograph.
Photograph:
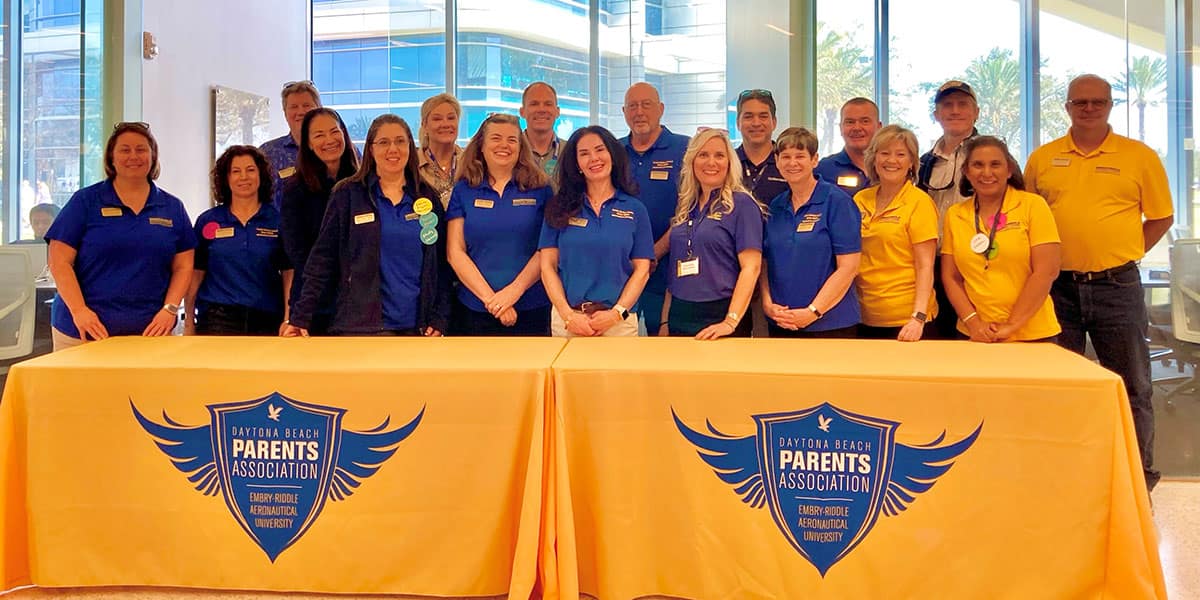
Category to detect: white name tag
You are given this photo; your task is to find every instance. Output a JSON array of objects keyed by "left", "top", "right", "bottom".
[
  {"left": 837, "top": 175, "right": 859, "bottom": 188},
  {"left": 354, "top": 212, "right": 375, "bottom": 225},
  {"left": 677, "top": 257, "right": 700, "bottom": 277}
]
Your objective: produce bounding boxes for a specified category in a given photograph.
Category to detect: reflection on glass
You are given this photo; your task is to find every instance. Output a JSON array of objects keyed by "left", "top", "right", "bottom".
[{"left": 816, "top": 0, "right": 873, "bottom": 156}]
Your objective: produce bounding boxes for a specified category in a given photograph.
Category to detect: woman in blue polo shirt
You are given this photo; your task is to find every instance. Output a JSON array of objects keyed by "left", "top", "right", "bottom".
[
  {"left": 539, "top": 126, "right": 653, "bottom": 337},
  {"left": 280, "top": 108, "right": 358, "bottom": 335},
  {"left": 761, "top": 127, "right": 861, "bottom": 338},
  {"left": 662, "top": 128, "right": 764, "bottom": 340},
  {"left": 447, "top": 113, "right": 552, "bottom": 335},
  {"left": 46, "top": 122, "right": 196, "bottom": 351},
  {"left": 282, "top": 114, "right": 451, "bottom": 336},
  {"left": 184, "top": 146, "right": 292, "bottom": 335}
]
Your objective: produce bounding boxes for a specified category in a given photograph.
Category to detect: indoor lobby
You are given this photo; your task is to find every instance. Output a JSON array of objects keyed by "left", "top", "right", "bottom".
[{"left": 0, "top": 0, "right": 1198, "bottom": 598}]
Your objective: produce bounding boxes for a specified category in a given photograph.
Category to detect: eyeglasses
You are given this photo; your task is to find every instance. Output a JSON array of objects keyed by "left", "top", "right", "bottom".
[
  {"left": 739, "top": 89, "right": 773, "bottom": 101},
  {"left": 695, "top": 126, "right": 730, "bottom": 136},
  {"left": 1067, "top": 98, "right": 1110, "bottom": 109},
  {"left": 623, "top": 99, "right": 659, "bottom": 111},
  {"left": 372, "top": 137, "right": 408, "bottom": 149},
  {"left": 114, "top": 121, "right": 150, "bottom": 131},
  {"left": 283, "top": 80, "right": 315, "bottom": 91}
]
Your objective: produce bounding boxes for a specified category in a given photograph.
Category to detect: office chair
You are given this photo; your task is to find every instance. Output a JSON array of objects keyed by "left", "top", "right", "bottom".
[
  {"left": 0, "top": 247, "right": 36, "bottom": 370},
  {"left": 1151, "top": 239, "right": 1200, "bottom": 408}
]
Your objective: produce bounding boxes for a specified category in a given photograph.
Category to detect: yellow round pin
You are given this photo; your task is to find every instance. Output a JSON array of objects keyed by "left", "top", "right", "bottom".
[{"left": 414, "top": 197, "right": 433, "bottom": 215}]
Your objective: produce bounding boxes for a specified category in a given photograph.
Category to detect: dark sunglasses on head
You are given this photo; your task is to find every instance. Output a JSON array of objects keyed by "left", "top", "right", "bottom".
[
  {"left": 282, "top": 80, "right": 315, "bottom": 91},
  {"left": 739, "top": 89, "right": 773, "bottom": 100},
  {"left": 114, "top": 121, "right": 150, "bottom": 131}
]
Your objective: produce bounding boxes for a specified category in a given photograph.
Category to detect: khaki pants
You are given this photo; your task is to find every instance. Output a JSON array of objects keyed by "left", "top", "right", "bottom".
[
  {"left": 551, "top": 310, "right": 639, "bottom": 338},
  {"left": 52, "top": 327, "right": 86, "bottom": 352}
]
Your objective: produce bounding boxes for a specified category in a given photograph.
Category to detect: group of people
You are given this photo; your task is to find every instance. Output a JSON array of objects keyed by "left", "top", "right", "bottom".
[{"left": 41, "top": 74, "right": 1170, "bottom": 490}]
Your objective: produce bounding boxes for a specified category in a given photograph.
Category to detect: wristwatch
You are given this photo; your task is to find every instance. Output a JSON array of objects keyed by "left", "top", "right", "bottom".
[
  {"left": 807, "top": 304, "right": 823, "bottom": 319},
  {"left": 613, "top": 304, "right": 630, "bottom": 319},
  {"left": 911, "top": 311, "right": 928, "bottom": 323},
  {"left": 162, "top": 303, "right": 180, "bottom": 314},
  {"left": 725, "top": 311, "right": 741, "bottom": 324}
]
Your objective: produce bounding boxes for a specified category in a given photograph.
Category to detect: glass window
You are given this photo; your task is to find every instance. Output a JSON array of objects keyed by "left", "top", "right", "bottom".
[
  {"left": 312, "top": 0, "right": 447, "bottom": 147},
  {"left": 889, "top": 0, "right": 1021, "bottom": 156},
  {"left": 816, "top": 0, "right": 874, "bottom": 156}
]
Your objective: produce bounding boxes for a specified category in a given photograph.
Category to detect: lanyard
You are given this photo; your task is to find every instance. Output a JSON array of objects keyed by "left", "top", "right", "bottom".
[
  {"left": 744, "top": 160, "right": 770, "bottom": 192},
  {"left": 425, "top": 147, "right": 456, "bottom": 180},
  {"left": 973, "top": 198, "right": 1003, "bottom": 269},
  {"left": 685, "top": 201, "right": 710, "bottom": 258}
]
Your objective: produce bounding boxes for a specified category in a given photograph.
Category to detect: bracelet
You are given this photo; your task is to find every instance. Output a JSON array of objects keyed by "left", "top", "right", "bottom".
[{"left": 961, "top": 311, "right": 978, "bottom": 323}]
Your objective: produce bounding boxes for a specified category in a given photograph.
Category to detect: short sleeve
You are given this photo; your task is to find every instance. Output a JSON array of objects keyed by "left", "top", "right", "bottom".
[
  {"left": 828, "top": 190, "right": 862, "bottom": 255},
  {"left": 732, "top": 193, "right": 764, "bottom": 252},
  {"left": 445, "top": 181, "right": 468, "bottom": 221},
  {"left": 1025, "top": 192, "right": 1061, "bottom": 247},
  {"left": 538, "top": 219, "right": 560, "bottom": 250},
  {"left": 631, "top": 203, "right": 655, "bottom": 260},
  {"left": 44, "top": 188, "right": 91, "bottom": 249},
  {"left": 1138, "top": 144, "right": 1174, "bottom": 220},
  {"left": 907, "top": 192, "right": 940, "bottom": 245}
]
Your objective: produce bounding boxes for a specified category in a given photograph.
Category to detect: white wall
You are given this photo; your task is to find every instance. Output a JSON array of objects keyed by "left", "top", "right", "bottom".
[{"left": 141, "top": 0, "right": 309, "bottom": 217}]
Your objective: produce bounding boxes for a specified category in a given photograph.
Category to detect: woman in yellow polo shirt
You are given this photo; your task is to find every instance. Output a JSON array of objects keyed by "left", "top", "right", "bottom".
[
  {"left": 853, "top": 125, "right": 938, "bottom": 341},
  {"left": 941, "top": 136, "right": 1061, "bottom": 342}
]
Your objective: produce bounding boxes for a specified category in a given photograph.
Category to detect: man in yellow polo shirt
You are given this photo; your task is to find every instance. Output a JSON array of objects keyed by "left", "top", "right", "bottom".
[{"left": 1025, "top": 74, "right": 1173, "bottom": 492}]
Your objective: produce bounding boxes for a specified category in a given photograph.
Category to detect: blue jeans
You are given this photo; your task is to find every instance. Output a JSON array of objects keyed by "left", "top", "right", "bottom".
[{"left": 1051, "top": 266, "right": 1158, "bottom": 491}]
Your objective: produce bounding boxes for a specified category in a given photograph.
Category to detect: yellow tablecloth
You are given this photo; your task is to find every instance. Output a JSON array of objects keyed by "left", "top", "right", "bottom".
[
  {"left": 0, "top": 336, "right": 566, "bottom": 598},
  {"left": 547, "top": 338, "right": 1165, "bottom": 599}
]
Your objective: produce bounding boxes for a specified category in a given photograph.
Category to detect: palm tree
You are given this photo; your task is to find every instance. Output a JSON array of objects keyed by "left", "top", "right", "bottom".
[
  {"left": 963, "top": 48, "right": 1023, "bottom": 153},
  {"left": 816, "top": 24, "right": 872, "bottom": 155},
  {"left": 1113, "top": 56, "right": 1167, "bottom": 141}
]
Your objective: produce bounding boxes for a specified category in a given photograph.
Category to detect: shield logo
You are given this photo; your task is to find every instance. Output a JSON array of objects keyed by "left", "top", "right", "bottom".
[
  {"left": 210, "top": 392, "right": 343, "bottom": 562},
  {"left": 754, "top": 402, "right": 898, "bottom": 576}
]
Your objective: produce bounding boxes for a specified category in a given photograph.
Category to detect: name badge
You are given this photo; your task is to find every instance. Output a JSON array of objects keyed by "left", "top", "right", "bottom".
[
  {"left": 649, "top": 170, "right": 670, "bottom": 181},
  {"left": 610, "top": 208, "right": 635, "bottom": 220},
  {"left": 214, "top": 227, "right": 235, "bottom": 239},
  {"left": 405, "top": 212, "right": 420, "bottom": 221},
  {"left": 255, "top": 227, "right": 278, "bottom": 238},
  {"left": 474, "top": 199, "right": 495, "bottom": 209},
  {"left": 568, "top": 217, "right": 588, "bottom": 228},
  {"left": 512, "top": 198, "right": 537, "bottom": 207},
  {"left": 101, "top": 207, "right": 123, "bottom": 217},
  {"left": 767, "top": 176, "right": 787, "bottom": 183},
  {"left": 278, "top": 166, "right": 296, "bottom": 178},
  {"left": 354, "top": 212, "right": 375, "bottom": 225},
  {"left": 796, "top": 222, "right": 815, "bottom": 233},
  {"left": 677, "top": 257, "right": 700, "bottom": 278},
  {"left": 148, "top": 217, "right": 173, "bottom": 227},
  {"left": 706, "top": 213, "right": 723, "bottom": 221},
  {"left": 1096, "top": 166, "right": 1121, "bottom": 175},
  {"left": 1051, "top": 158, "right": 1071, "bottom": 167},
  {"left": 837, "top": 175, "right": 859, "bottom": 188}
]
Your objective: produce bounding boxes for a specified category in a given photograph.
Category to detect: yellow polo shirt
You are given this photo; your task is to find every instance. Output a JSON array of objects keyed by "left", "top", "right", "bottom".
[
  {"left": 941, "top": 188, "right": 1062, "bottom": 341},
  {"left": 1024, "top": 131, "right": 1172, "bottom": 273},
  {"left": 854, "top": 181, "right": 939, "bottom": 327}
]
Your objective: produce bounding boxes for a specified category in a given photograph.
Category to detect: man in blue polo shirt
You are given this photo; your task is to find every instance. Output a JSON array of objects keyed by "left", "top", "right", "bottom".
[
  {"left": 814, "top": 97, "right": 880, "bottom": 196},
  {"left": 520, "top": 82, "right": 564, "bottom": 177},
  {"left": 260, "top": 81, "right": 321, "bottom": 208},
  {"left": 620, "top": 82, "right": 690, "bottom": 335},
  {"left": 735, "top": 89, "right": 788, "bottom": 204}
]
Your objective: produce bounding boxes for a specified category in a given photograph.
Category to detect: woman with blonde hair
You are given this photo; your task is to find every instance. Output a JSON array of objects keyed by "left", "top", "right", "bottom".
[
  {"left": 853, "top": 124, "right": 939, "bottom": 341},
  {"left": 446, "top": 113, "right": 553, "bottom": 335},
  {"left": 418, "top": 93, "right": 465, "bottom": 207},
  {"left": 661, "top": 128, "right": 764, "bottom": 339}
]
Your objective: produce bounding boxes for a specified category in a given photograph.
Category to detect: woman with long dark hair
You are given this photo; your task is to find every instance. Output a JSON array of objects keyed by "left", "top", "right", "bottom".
[
  {"left": 538, "top": 126, "right": 653, "bottom": 337},
  {"left": 446, "top": 113, "right": 552, "bottom": 335},
  {"left": 184, "top": 146, "right": 292, "bottom": 335},
  {"left": 279, "top": 108, "right": 358, "bottom": 335},
  {"left": 283, "top": 114, "right": 451, "bottom": 336}
]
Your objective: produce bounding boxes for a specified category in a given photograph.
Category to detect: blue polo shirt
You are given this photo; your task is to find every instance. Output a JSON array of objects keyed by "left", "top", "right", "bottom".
[
  {"left": 374, "top": 184, "right": 423, "bottom": 330},
  {"left": 736, "top": 145, "right": 789, "bottom": 205},
  {"left": 621, "top": 126, "right": 690, "bottom": 292},
  {"left": 193, "top": 203, "right": 290, "bottom": 314},
  {"left": 538, "top": 191, "right": 654, "bottom": 309},
  {"left": 260, "top": 134, "right": 300, "bottom": 209},
  {"left": 447, "top": 179, "right": 552, "bottom": 312},
  {"left": 764, "top": 181, "right": 862, "bottom": 331},
  {"left": 46, "top": 180, "right": 197, "bottom": 338},
  {"left": 667, "top": 190, "right": 763, "bottom": 303},
  {"left": 814, "top": 150, "right": 870, "bottom": 196}
]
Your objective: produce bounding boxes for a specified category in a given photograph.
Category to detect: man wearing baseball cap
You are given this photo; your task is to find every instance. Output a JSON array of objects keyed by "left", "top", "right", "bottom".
[{"left": 918, "top": 79, "right": 981, "bottom": 338}]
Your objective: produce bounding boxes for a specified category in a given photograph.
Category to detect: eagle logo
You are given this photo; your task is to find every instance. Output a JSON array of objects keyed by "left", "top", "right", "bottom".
[
  {"left": 131, "top": 392, "right": 423, "bottom": 562},
  {"left": 673, "top": 402, "right": 981, "bottom": 576}
]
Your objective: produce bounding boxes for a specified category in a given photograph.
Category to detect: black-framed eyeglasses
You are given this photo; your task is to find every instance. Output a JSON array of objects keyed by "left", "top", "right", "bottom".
[{"left": 1067, "top": 98, "right": 1111, "bottom": 109}]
